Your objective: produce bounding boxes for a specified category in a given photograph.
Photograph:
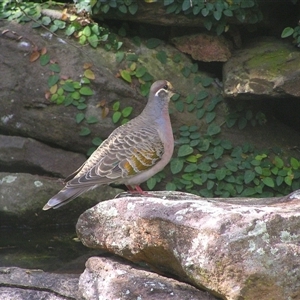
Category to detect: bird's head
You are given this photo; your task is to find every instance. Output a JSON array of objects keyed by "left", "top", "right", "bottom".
[{"left": 151, "top": 80, "right": 176, "bottom": 101}]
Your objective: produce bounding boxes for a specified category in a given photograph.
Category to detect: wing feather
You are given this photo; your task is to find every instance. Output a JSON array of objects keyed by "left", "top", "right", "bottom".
[{"left": 64, "top": 126, "right": 164, "bottom": 189}]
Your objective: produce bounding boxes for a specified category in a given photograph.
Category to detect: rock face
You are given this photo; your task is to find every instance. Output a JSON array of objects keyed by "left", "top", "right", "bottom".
[
  {"left": 172, "top": 34, "right": 232, "bottom": 62},
  {"left": 223, "top": 37, "right": 300, "bottom": 99},
  {"left": 0, "top": 172, "right": 121, "bottom": 226},
  {"left": 79, "top": 256, "right": 217, "bottom": 300},
  {"left": 0, "top": 267, "right": 79, "bottom": 300},
  {"left": 0, "top": 135, "right": 86, "bottom": 178},
  {"left": 76, "top": 191, "right": 300, "bottom": 300}
]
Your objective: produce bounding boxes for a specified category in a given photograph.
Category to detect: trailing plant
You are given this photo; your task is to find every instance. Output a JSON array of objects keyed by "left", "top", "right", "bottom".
[
  {"left": 78, "top": 0, "right": 263, "bottom": 35},
  {"left": 0, "top": 0, "right": 122, "bottom": 50},
  {"left": 281, "top": 25, "right": 300, "bottom": 47}
]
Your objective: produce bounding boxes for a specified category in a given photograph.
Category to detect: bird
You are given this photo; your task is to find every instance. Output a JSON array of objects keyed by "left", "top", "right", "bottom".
[{"left": 43, "top": 80, "right": 175, "bottom": 210}]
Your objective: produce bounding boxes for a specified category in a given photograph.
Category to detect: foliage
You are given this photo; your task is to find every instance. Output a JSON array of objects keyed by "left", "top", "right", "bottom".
[
  {"left": 77, "top": 0, "right": 263, "bottom": 35},
  {"left": 281, "top": 25, "right": 300, "bottom": 47},
  {"left": 112, "top": 101, "right": 133, "bottom": 125},
  {"left": 0, "top": 0, "right": 122, "bottom": 50},
  {"left": 2, "top": 0, "right": 299, "bottom": 198}
]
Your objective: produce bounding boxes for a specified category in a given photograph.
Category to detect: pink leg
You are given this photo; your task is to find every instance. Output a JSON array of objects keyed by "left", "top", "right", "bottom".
[{"left": 126, "top": 185, "right": 150, "bottom": 195}]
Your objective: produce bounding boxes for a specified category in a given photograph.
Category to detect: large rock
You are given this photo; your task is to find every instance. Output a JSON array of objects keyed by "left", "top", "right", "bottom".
[
  {"left": 223, "top": 37, "right": 300, "bottom": 99},
  {"left": 76, "top": 191, "right": 300, "bottom": 300},
  {"left": 0, "top": 172, "right": 121, "bottom": 226},
  {"left": 0, "top": 20, "right": 217, "bottom": 153},
  {"left": 0, "top": 266, "right": 79, "bottom": 300},
  {"left": 172, "top": 34, "right": 232, "bottom": 62},
  {"left": 79, "top": 256, "right": 217, "bottom": 300},
  {"left": 0, "top": 135, "right": 86, "bottom": 178}
]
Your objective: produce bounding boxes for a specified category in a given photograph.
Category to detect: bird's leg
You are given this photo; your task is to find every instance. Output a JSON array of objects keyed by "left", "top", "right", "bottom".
[
  {"left": 114, "top": 185, "right": 157, "bottom": 199},
  {"left": 127, "top": 185, "right": 151, "bottom": 195}
]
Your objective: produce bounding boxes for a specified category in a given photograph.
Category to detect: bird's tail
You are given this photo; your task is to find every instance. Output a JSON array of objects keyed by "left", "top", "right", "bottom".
[{"left": 43, "top": 187, "right": 88, "bottom": 210}]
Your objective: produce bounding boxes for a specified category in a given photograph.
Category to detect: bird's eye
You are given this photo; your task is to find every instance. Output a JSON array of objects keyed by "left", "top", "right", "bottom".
[{"left": 163, "top": 84, "right": 168, "bottom": 90}]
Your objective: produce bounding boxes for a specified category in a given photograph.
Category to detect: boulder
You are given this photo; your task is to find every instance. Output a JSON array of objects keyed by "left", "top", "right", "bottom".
[
  {"left": 0, "top": 20, "right": 218, "bottom": 154},
  {"left": 76, "top": 190, "right": 300, "bottom": 300},
  {"left": 0, "top": 266, "right": 79, "bottom": 300},
  {"left": 0, "top": 172, "right": 121, "bottom": 226},
  {"left": 172, "top": 34, "right": 232, "bottom": 62},
  {"left": 223, "top": 37, "right": 300, "bottom": 99},
  {"left": 0, "top": 135, "right": 86, "bottom": 178},
  {"left": 79, "top": 256, "right": 217, "bottom": 300}
]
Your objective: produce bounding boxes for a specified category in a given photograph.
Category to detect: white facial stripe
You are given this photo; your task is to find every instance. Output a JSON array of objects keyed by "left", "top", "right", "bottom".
[{"left": 155, "top": 88, "right": 167, "bottom": 97}]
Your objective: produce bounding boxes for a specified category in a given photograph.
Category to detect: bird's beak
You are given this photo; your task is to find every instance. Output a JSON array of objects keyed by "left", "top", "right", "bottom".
[{"left": 168, "top": 83, "right": 179, "bottom": 97}]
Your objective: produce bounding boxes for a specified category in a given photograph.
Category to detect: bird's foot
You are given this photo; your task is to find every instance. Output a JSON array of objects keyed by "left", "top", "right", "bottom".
[{"left": 114, "top": 185, "right": 155, "bottom": 199}]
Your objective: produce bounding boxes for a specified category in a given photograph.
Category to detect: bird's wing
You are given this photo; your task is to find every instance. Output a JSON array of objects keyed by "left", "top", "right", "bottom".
[{"left": 66, "top": 126, "right": 164, "bottom": 188}]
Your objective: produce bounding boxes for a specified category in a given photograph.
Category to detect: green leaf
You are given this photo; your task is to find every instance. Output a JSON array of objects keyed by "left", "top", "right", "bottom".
[
  {"left": 141, "top": 72, "right": 154, "bottom": 82},
  {"left": 223, "top": 9, "right": 233, "bottom": 17},
  {"left": 201, "top": 7, "right": 209, "bottom": 17},
  {"left": 238, "top": 117, "right": 247, "bottom": 129},
  {"left": 49, "top": 24, "right": 58, "bottom": 33},
  {"left": 122, "top": 106, "right": 133, "bottom": 117},
  {"left": 281, "top": 27, "right": 294, "bottom": 38},
  {"left": 213, "top": 145, "right": 224, "bottom": 159},
  {"left": 126, "top": 53, "right": 138, "bottom": 61},
  {"left": 156, "top": 50, "right": 167, "bottom": 64},
  {"left": 79, "top": 127, "right": 91, "bottom": 136},
  {"left": 135, "top": 66, "right": 147, "bottom": 78},
  {"left": 116, "top": 51, "right": 125, "bottom": 63},
  {"left": 62, "top": 82, "right": 75, "bottom": 92},
  {"left": 79, "top": 35, "right": 87, "bottom": 45},
  {"left": 72, "top": 91, "right": 80, "bottom": 100},
  {"left": 92, "top": 137, "right": 103, "bottom": 146},
  {"left": 65, "top": 25, "right": 76, "bottom": 36},
  {"left": 120, "top": 70, "right": 132, "bottom": 83},
  {"left": 196, "top": 108, "right": 205, "bottom": 120},
  {"left": 119, "top": 4, "right": 127, "bottom": 13},
  {"left": 112, "top": 111, "right": 122, "bottom": 123},
  {"left": 244, "top": 170, "right": 255, "bottom": 184},
  {"left": 185, "top": 94, "right": 195, "bottom": 104},
  {"left": 40, "top": 54, "right": 50, "bottom": 66},
  {"left": 274, "top": 156, "right": 284, "bottom": 168},
  {"left": 77, "top": 103, "right": 87, "bottom": 110},
  {"left": 88, "top": 34, "right": 99, "bottom": 48},
  {"left": 181, "top": 66, "right": 191, "bottom": 78},
  {"left": 113, "top": 101, "right": 120, "bottom": 111},
  {"left": 184, "top": 164, "right": 198, "bottom": 173},
  {"left": 79, "top": 87, "right": 93, "bottom": 96},
  {"left": 54, "top": 19, "right": 66, "bottom": 29},
  {"left": 83, "top": 26, "right": 91, "bottom": 36},
  {"left": 206, "top": 112, "right": 216, "bottom": 123},
  {"left": 146, "top": 38, "right": 162, "bottom": 49},
  {"left": 175, "top": 100, "right": 184, "bottom": 112},
  {"left": 170, "top": 158, "right": 184, "bottom": 174},
  {"left": 172, "top": 53, "right": 181, "bottom": 63},
  {"left": 207, "top": 123, "right": 221, "bottom": 136},
  {"left": 178, "top": 145, "right": 193, "bottom": 157},
  {"left": 73, "top": 81, "right": 81, "bottom": 89},
  {"left": 129, "top": 3, "right": 138, "bottom": 14},
  {"left": 81, "top": 77, "right": 90, "bottom": 84},
  {"left": 41, "top": 16, "right": 51, "bottom": 25},
  {"left": 166, "top": 182, "right": 177, "bottom": 191},
  {"left": 48, "top": 75, "right": 59, "bottom": 87},
  {"left": 262, "top": 177, "right": 275, "bottom": 188},
  {"left": 182, "top": 0, "right": 191, "bottom": 11},
  {"left": 147, "top": 177, "right": 157, "bottom": 190},
  {"left": 207, "top": 180, "right": 214, "bottom": 190},
  {"left": 241, "top": 187, "right": 256, "bottom": 196},
  {"left": 201, "top": 77, "right": 214, "bottom": 87},
  {"left": 76, "top": 113, "right": 85, "bottom": 124},
  {"left": 49, "top": 63, "right": 60, "bottom": 73},
  {"left": 86, "top": 116, "right": 98, "bottom": 124},
  {"left": 216, "top": 168, "right": 226, "bottom": 181},
  {"left": 290, "top": 157, "right": 299, "bottom": 169},
  {"left": 213, "top": 10, "right": 222, "bottom": 21}
]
